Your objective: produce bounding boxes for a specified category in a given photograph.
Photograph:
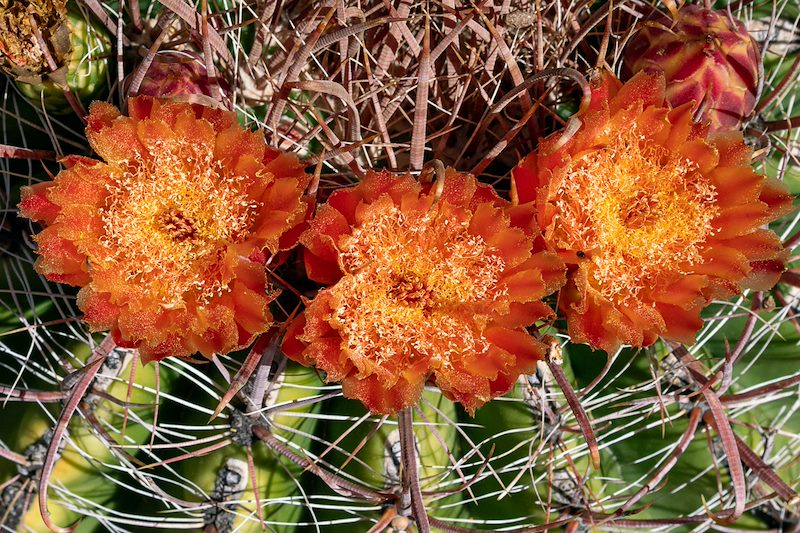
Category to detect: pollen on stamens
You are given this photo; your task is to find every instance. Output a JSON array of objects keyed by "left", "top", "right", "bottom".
[
  {"left": 551, "top": 127, "right": 719, "bottom": 303},
  {"left": 328, "top": 205, "right": 506, "bottom": 372},
  {"left": 97, "top": 138, "right": 261, "bottom": 306}
]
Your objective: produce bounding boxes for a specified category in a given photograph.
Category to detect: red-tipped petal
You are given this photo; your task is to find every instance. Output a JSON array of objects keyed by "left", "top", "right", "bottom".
[{"left": 18, "top": 183, "right": 59, "bottom": 225}]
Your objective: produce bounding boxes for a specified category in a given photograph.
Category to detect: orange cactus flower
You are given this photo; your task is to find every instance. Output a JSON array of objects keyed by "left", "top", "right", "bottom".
[
  {"left": 512, "top": 69, "right": 794, "bottom": 354},
  {"left": 282, "top": 169, "right": 565, "bottom": 415},
  {"left": 19, "top": 97, "right": 310, "bottom": 362}
]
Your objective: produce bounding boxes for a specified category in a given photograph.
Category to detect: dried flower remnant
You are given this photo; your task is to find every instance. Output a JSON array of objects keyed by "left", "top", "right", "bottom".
[
  {"left": 624, "top": 4, "right": 760, "bottom": 132},
  {"left": 0, "top": 0, "right": 70, "bottom": 83},
  {"left": 283, "top": 170, "right": 566, "bottom": 415},
  {"left": 15, "top": 7, "right": 111, "bottom": 114},
  {"left": 18, "top": 97, "right": 310, "bottom": 362},
  {"left": 513, "top": 69, "right": 793, "bottom": 354}
]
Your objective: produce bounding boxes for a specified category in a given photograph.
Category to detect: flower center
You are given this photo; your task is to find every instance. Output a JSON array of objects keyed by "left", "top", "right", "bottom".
[
  {"left": 157, "top": 208, "right": 198, "bottom": 242},
  {"left": 550, "top": 128, "right": 719, "bottom": 303},
  {"left": 620, "top": 190, "right": 660, "bottom": 230},
  {"left": 97, "top": 138, "right": 260, "bottom": 307},
  {"left": 386, "top": 272, "right": 433, "bottom": 309},
  {"left": 329, "top": 205, "right": 506, "bottom": 372}
]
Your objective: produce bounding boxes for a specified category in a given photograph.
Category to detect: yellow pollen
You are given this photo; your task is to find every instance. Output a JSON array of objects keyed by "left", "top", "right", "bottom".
[
  {"left": 551, "top": 128, "right": 719, "bottom": 303},
  {"left": 328, "top": 205, "right": 507, "bottom": 375},
  {"left": 97, "top": 138, "right": 261, "bottom": 306}
]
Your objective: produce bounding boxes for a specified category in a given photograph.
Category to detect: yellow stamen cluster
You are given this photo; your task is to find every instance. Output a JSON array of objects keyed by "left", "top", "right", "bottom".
[
  {"left": 551, "top": 129, "right": 719, "bottom": 303},
  {"left": 329, "top": 205, "right": 506, "bottom": 375},
  {"left": 98, "top": 139, "right": 261, "bottom": 307}
]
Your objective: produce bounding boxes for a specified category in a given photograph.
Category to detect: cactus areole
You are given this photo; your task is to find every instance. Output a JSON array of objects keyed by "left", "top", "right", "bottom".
[
  {"left": 18, "top": 97, "right": 311, "bottom": 362},
  {"left": 624, "top": 4, "right": 761, "bottom": 132}
]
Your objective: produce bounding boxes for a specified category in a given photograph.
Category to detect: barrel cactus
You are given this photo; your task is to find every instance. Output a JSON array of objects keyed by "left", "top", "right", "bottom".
[{"left": 1, "top": 1, "right": 798, "bottom": 532}]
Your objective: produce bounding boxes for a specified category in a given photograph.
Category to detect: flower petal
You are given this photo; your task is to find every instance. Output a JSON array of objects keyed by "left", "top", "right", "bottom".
[
  {"left": 32, "top": 226, "right": 90, "bottom": 285},
  {"left": 18, "top": 183, "right": 59, "bottom": 224},
  {"left": 342, "top": 372, "right": 426, "bottom": 416},
  {"left": 610, "top": 69, "right": 666, "bottom": 114},
  {"left": 484, "top": 327, "right": 545, "bottom": 371}
]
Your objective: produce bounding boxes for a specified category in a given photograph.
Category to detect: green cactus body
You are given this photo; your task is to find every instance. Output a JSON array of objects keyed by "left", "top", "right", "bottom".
[
  {"left": 759, "top": 46, "right": 800, "bottom": 192},
  {"left": 461, "top": 349, "right": 626, "bottom": 529},
  {"left": 244, "top": 363, "right": 324, "bottom": 530},
  {"left": 562, "top": 334, "right": 795, "bottom": 529},
  {"left": 15, "top": 7, "right": 111, "bottom": 114},
  {"left": 1, "top": 409, "right": 112, "bottom": 533},
  {"left": 0, "top": 347, "right": 169, "bottom": 532},
  {"left": 170, "top": 362, "right": 322, "bottom": 532},
  {"left": 702, "top": 313, "right": 800, "bottom": 514},
  {"left": 462, "top": 367, "right": 555, "bottom": 526},
  {"left": 311, "top": 389, "right": 462, "bottom": 531}
]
